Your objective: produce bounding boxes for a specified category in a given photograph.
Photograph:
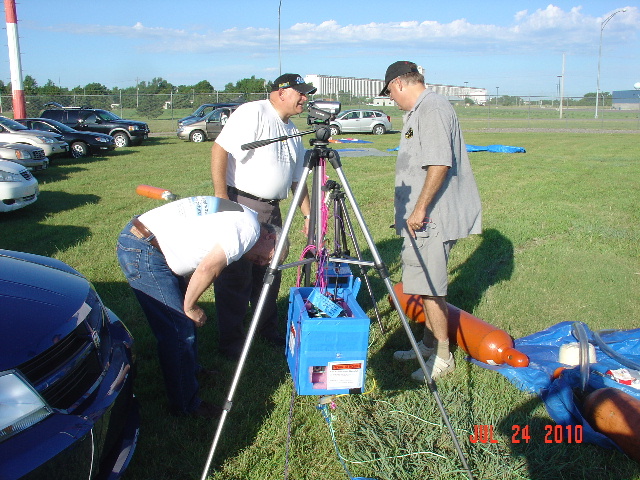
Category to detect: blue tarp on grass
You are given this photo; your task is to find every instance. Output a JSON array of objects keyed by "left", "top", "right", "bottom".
[
  {"left": 471, "top": 321, "right": 640, "bottom": 451},
  {"left": 466, "top": 144, "right": 526, "bottom": 153},
  {"left": 387, "top": 144, "right": 526, "bottom": 153},
  {"left": 330, "top": 138, "right": 373, "bottom": 144}
]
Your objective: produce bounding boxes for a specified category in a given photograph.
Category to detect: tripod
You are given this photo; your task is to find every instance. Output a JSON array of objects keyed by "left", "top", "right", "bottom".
[
  {"left": 320, "top": 178, "right": 385, "bottom": 333},
  {"left": 200, "top": 127, "right": 474, "bottom": 480}
]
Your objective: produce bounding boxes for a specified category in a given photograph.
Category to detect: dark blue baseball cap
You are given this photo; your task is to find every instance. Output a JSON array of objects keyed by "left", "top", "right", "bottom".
[{"left": 272, "top": 73, "right": 317, "bottom": 95}]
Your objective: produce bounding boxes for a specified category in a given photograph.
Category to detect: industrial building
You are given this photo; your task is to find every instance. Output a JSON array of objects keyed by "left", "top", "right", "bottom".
[
  {"left": 304, "top": 73, "right": 488, "bottom": 106},
  {"left": 612, "top": 90, "right": 640, "bottom": 110}
]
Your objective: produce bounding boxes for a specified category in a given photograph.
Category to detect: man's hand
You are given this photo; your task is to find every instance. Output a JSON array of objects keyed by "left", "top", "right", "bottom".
[
  {"left": 185, "top": 305, "right": 207, "bottom": 327},
  {"left": 406, "top": 208, "right": 427, "bottom": 238}
]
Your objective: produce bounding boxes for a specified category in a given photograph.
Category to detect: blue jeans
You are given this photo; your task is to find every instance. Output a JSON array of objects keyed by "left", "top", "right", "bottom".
[
  {"left": 116, "top": 220, "right": 201, "bottom": 414},
  {"left": 213, "top": 193, "right": 283, "bottom": 357}
]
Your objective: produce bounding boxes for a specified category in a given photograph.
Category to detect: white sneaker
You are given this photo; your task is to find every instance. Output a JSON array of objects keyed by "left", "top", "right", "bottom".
[
  {"left": 411, "top": 353, "right": 455, "bottom": 382},
  {"left": 393, "top": 340, "right": 434, "bottom": 362}
]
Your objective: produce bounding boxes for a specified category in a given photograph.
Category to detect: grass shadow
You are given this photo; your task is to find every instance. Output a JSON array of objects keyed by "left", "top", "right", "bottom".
[{"left": 0, "top": 190, "right": 99, "bottom": 255}]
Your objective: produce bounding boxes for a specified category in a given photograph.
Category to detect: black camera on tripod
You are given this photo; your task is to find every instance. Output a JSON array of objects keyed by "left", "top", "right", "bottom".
[{"left": 307, "top": 100, "right": 341, "bottom": 126}]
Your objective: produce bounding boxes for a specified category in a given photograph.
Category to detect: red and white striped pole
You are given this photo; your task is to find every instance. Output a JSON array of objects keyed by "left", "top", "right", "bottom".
[{"left": 4, "top": 0, "right": 26, "bottom": 119}]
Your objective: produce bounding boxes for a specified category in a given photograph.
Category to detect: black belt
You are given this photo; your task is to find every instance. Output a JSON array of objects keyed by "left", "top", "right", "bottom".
[
  {"left": 130, "top": 217, "right": 162, "bottom": 252},
  {"left": 227, "top": 185, "right": 280, "bottom": 205}
]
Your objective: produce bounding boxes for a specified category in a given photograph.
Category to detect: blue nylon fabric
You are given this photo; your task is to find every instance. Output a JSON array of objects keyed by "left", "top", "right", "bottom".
[
  {"left": 470, "top": 321, "right": 640, "bottom": 450},
  {"left": 389, "top": 144, "right": 526, "bottom": 153}
]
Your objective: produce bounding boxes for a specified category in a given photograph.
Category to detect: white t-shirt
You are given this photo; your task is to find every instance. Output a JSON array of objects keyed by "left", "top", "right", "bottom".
[
  {"left": 139, "top": 196, "right": 260, "bottom": 276},
  {"left": 215, "top": 99, "right": 306, "bottom": 200}
]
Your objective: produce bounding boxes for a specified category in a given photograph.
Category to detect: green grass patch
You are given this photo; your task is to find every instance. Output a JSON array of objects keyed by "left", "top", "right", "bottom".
[{"left": 2, "top": 127, "right": 639, "bottom": 480}]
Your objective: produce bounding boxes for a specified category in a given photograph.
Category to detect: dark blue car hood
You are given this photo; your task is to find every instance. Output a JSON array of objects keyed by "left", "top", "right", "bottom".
[{"left": 0, "top": 250, "right": 90, "bottom": 369}]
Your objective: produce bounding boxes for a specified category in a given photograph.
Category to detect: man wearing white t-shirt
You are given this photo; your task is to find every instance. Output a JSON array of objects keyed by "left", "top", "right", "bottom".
[
  {"left": 116, "top": 197, "right": 284, "bottom": 418},
  {"left": 211, "top": 73, "right": 314, "bottom": 359}
]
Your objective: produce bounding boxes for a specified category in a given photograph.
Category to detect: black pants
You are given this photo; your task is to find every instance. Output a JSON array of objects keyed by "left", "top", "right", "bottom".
[{"left": 213, "top": 192, "right": 283, "bottom": 357}]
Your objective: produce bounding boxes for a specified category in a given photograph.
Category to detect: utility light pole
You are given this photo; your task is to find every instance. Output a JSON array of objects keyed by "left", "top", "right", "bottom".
[
  {"left": 635, "top": 82, "right": 640, "bottom": 128},
  {"left": 278, "top": 0, "right": 282, "bottom": 75},
  {"left": 595, "top": 8, "right": 626, "bottom": 119},
  {"left": 559, "top": 53, "right": 565, "bottom": 119}
]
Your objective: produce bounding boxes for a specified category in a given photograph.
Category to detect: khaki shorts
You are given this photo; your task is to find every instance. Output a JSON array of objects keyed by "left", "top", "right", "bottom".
[{"left": 401, "top": 235, "right": 456, "bottom": 297}]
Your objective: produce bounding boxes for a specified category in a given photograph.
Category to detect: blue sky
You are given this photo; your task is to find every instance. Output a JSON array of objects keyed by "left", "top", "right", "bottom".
[{"left": 5, "top": 1, "right": 639, "bottom": 98}]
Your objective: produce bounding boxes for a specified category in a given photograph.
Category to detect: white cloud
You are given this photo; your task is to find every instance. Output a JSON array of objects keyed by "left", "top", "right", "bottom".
[{"left": 43, "top": 6, "right": 639, "bottom": 57}]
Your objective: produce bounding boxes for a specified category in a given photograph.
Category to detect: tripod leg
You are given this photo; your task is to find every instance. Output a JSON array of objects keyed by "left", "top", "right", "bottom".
[
  {"left": 200, "top": 162, "right": 317, "bottom": 480},
  {"left": 330, "top": 164, "right": 475, "bottom": 480},
  {"left": 336, "top": 195, "right": 386, "bottom": 334}
]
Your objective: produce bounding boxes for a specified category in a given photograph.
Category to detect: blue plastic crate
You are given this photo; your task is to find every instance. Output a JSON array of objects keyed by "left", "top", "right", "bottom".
[{"left": 286, "top": 286, "right": 370, "bottom": 395}]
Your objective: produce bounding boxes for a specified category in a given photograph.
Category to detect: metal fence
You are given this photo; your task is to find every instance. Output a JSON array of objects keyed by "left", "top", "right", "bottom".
[{"left": 1, "top": 93, "right": 638, "bottom": 131}]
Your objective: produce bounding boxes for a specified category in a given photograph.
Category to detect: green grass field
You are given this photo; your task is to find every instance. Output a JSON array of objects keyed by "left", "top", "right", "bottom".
[{"left": 1, "top": 115, "right": 639, "bottom": 479}]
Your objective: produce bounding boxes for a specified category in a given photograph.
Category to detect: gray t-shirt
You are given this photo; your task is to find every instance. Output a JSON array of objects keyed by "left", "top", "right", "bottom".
[{"left": 395, "top": 90, "right": 482, "bottom": 241}]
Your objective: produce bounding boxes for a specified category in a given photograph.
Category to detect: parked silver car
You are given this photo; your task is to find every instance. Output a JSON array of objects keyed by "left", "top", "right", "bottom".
[
  {"left": 329, "top": 109, "right": 392, "bottom": 136},
  {"left": 0, "top": 160, "right": 39, "bottom": 213},
  {"left": 0, "top": 116, "right": 68, "bottom": 158},
  {"left": 0, "top": 142, "right": 49, "bottom": 172},
  {"left": 177, "top": 106, "right": 237, "bottom": 143}
]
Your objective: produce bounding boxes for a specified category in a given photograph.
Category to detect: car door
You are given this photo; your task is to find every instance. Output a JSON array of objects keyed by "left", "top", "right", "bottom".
[
  {"left": 361, "top": 111, "right": 377, "bottom": 131},
  {"left": 205, "top": 108, "right": 229, "bottom": 140},
  {"left": 340, "top": 111, "right": 362, "bottom": 133}
]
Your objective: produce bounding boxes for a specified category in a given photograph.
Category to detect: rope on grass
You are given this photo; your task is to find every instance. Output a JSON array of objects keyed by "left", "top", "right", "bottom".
[{"left": 316, "top": 385, "right": 455, "bottom": 479}]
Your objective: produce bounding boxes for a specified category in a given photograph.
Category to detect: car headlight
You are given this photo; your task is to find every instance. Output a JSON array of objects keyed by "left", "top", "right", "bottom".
[
  {"left": 0, "top": 169, "right": 23, "bottom": 182},
  {"left": 177, "top": 127, "right": 184, "bottom": 133},
  {"left": 36, "top": 136, "right": 55, "bottom": 144},
  {"left": 0, "top": 371, "right": 52, "bottom": 442},
  {"left": 128, "top": 125, "right": 139, "bottom": 132},
  {"left": 95, "top": 137, "right": 109, "bottom": 143},
  {"left": 14, "top": 149, "right": 32, "bottom": 160}
]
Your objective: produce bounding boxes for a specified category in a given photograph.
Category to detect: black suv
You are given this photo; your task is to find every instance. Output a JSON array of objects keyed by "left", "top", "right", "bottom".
[{"left": 40, "top": 103, "right": 150, "bottom": 148}]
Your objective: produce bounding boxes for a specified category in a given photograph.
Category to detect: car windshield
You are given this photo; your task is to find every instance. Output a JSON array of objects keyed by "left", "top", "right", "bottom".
[
  {"left": 193, "top": 106, "right": 211, "bottom": 117},
  {"left": 96, "top": 110, "right": 122, "bottom": 121},
  {"left": 0, "top": 117, "right": 29, "bottom": 131}
]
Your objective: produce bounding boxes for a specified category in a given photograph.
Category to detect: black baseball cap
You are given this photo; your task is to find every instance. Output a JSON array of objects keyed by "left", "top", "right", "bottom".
[
  {"left": 380, "top": 61, "right": 420, "bottom": 96},
  {"left": 272, "top": 73, "right": 317, "bottom": 95}
]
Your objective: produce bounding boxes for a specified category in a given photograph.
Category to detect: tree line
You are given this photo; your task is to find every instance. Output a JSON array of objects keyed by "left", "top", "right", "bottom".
[
  {"left": 0, "top": 75, "right": 274, "bottom": 118},
  {"left": 0, "top": 74, "right": 615, "bottom": 118}
]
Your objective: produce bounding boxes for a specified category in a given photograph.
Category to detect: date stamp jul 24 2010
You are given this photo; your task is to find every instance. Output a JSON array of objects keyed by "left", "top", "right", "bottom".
[{"left": 470, "top": 424, "right": 584, "bottom": 444}]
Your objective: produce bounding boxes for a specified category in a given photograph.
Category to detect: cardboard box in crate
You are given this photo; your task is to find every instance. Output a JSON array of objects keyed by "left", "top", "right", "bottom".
[{"left": 286, "top": 286, "right": 370, "bottom": 395}]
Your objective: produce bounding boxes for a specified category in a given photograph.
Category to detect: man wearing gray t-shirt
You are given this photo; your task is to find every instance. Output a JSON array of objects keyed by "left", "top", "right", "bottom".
[{"left": 380, "top": 61, "right": 482, "bottom": 381}]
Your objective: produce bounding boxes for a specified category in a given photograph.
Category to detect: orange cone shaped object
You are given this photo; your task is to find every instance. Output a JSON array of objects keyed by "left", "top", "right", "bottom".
[
  {"left": 390, "top": 282, "right": 529, "bottom": 367},
  {"left": 136, "top": 184, "right": 177, "bottom": 201}
]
